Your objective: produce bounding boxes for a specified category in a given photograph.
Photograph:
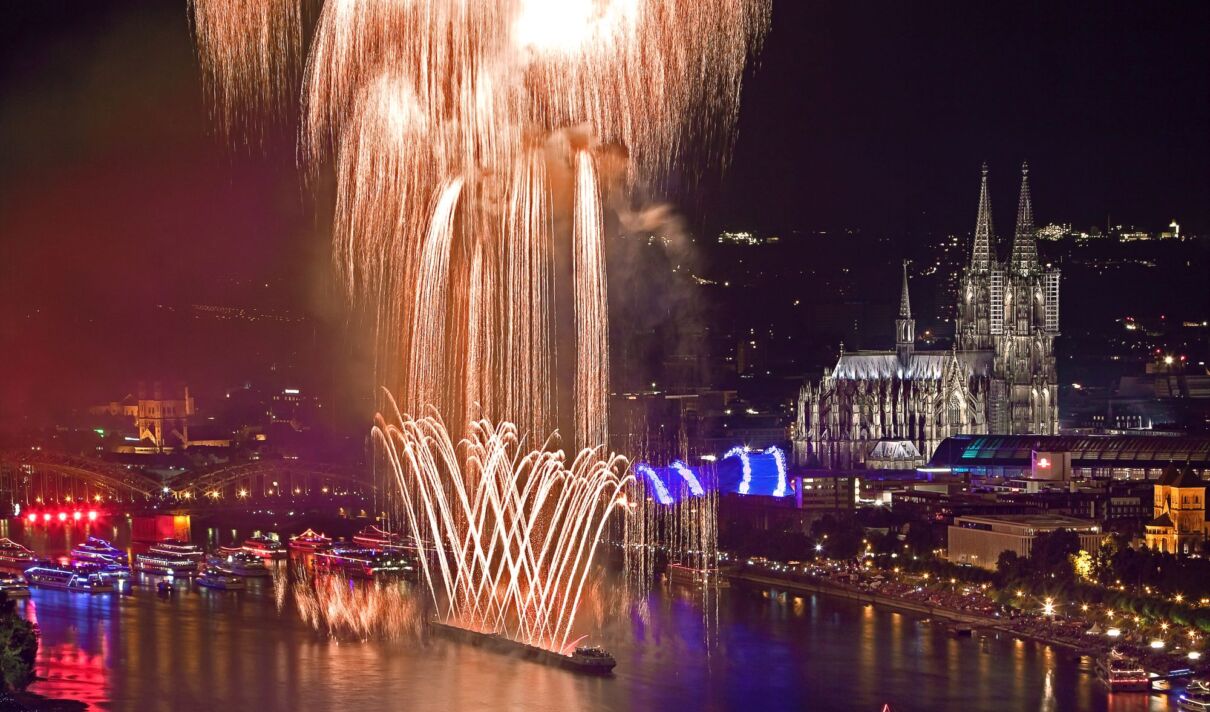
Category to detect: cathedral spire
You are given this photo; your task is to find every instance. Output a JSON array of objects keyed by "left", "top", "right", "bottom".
[
  {"left": 896, "top": 261, "right": 915, "bottom": 363},
  {"left": 1010, "top": 161, "right": 1038, "bottom": 274},
  {"left": 971, "top": 162, "right": 994, "bottom": 271},
  {"left": 898, "top": 260, "right": 911, "bottom": 318}
]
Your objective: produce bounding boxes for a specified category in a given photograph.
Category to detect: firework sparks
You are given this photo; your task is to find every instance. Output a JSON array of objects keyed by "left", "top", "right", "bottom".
[
  {"left": 373, "top": 406, "right": 632, "bottom": 653},
  {"left": 190, "top": 0, "right": 768, "bottom": 446}
]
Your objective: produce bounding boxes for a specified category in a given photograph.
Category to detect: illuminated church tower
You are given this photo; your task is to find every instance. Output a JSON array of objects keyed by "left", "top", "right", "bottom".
[{"left": 955, "top": 162, "right": 1060, "bottom": 435}]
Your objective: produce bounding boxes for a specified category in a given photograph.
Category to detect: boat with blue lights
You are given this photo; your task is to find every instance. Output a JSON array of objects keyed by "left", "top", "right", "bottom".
[
  {"left": 0, "top": 539, "right": 46, "bottom": 573},
  {"left": 1181, "top": 679, "right": 1210, "bottom": 711},
  {"left": 24, "top": 565, "right": 113, "bottom": 593},
  {"left": 430, "top": 620, "right": 616, "bottom": 674},
  {"left": 71, "top": 536, "right": 127, "bottom": 566},
  {"left": 71, "top": 537, "right": 130, "bottom": 579}
]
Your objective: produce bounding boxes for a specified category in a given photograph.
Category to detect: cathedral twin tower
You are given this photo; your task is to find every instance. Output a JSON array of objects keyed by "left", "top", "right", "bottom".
[{"left": 794, "top": 163, "right": 1060, "bottom": 470}]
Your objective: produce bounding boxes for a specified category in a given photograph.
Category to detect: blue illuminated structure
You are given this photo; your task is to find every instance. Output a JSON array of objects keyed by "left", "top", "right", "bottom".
[
  {"left": 635, "top": 463, "right": 674, "bottom": 505},
  {"left": 632, "top": 444, "right": 791, "bottom": 505},
  {"left": 718, "top": 446, "right": 789, "bottom": 498},
  {"left": 670, "top": 460, "right": 705, "bottom": 496}
]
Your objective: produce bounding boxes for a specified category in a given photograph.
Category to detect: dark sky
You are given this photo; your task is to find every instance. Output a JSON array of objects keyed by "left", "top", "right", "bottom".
[
  {"left": 710, "top": 1, "right": 1210, "bottom": 237},
  {"left": 1, "top": 1, "right": 1207, "bottom": 419}
]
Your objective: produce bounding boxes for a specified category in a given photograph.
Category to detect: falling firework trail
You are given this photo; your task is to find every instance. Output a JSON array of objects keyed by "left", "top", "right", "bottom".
[
  {"left": 189, "top": 0, "right": 769, "bottom": 445},
  {"left": 573, "top": 151, "right": 608, "bottom": 450}
]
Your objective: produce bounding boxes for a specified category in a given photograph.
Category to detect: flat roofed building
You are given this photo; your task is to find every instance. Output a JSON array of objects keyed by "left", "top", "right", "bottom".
[
  {"left": 947, "top": 513, "right": 1102, "bottom": 570},
  {"left": 924, "top": 434, "right": 1210, "bottom": 480}
]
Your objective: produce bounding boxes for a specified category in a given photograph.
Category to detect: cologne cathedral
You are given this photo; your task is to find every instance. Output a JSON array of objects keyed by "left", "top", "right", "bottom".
[{"left": 793, "top": 163, "right": 1061, "bottom": 470}]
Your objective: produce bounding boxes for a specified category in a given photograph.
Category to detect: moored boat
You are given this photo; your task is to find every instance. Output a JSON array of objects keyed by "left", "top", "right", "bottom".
[
  {"left": 288, "top": 529, "right": 332, "bottom": 553},
  {"left": 1096, "top": 650, "right": 1150, "bottom": 692},
  {"left": 242, "top": 535, "right": 287, "bottom": 560},
  {"left": 0, "top": 574, "right": 30, "bottom": 598},
  {"left": 196, "top": 569, "right": 246, "bottom": 591},
  {"left": 666, "top": 563, "right": 730, "bottom": 588},
  {"left": 430, "top": 620, "right": 616, "bottom": 674},
  {"left": 1181, "top": 678, "right": 1210, "bottom": 711},
  {"left": 352, "top": 525, "right": 406, "bottom": 550},
  {"left": 72, "top": 536, "right": 128, "bottom": 567},
  {"left": 148, "top": 539, "right": 205, "bottom": 563},
  {"left": 0, "top": 539, "right": 46, "bottom": 573},
  {"left": 135, "top": 552, "right": 198, "bottom": 576},
  {"left": 208, "top": 552, "right": 271, "bottom": 577},
  {"left": 24, "top": 565, "right": 113, "bottom": 593},
  {"left": 312, "top": 545, "right": 415, "bottom": 578}
]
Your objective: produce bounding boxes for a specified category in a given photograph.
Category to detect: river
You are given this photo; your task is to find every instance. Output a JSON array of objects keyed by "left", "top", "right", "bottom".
[{"left": 0, "top": 518, "right": 1182, "bottom": 711}]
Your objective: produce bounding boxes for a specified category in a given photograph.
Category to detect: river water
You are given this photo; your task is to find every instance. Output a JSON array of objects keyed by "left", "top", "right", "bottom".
[{"left": 0, "top": 519, "right": 1181, "bottom": 711}]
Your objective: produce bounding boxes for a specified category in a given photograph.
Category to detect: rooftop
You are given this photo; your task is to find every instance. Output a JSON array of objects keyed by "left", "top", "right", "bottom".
[
  {"left": 831, "top": 350, "right": 993, "bottom": 381},
  {"left": 927, "top": 434, "right": 1210, "bottom": 470},
  {"left": 953, "top": 513, "right": 1100, "bottom": 529}
]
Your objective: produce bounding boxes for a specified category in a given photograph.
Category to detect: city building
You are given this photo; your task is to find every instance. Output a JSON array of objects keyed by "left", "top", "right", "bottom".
[
  {"left": 795, "top": 472, "right": 856, "bottom": 512},
  {"left": 90, "top": 382, "right": 196, "bottom": 451},
  {"left": 997, "top": 483, "right": 1151, "bottom": 524},
  {"left": 895, "top": 490, "right": 1036, "bottom": 522},
  {"left": 922, "top": 434, "right": 1210, "bottom": 480},
  {"left": 947, "top": 514, "right": 1102, "bottom": 569},
  {"left": 1143, "top": 466, "right": 1207, "bottom": 555},
  {"left": 794, "top": 163, "right": 1060, "bottom": 470}
]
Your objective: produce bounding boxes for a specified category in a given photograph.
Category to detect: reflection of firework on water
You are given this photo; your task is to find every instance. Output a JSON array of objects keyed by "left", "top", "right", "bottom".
[
  {"left": 189, "top": 0, "right": 770, "bottom": 446},
  {"left": 289, "top": 566, "right": 424, "bottom": 640},
  {"left": 373, "top": 407, "right": 631, "bottom": 653},
  {"left": 272, "top": 562, "right": 289, "bottom": 612}
]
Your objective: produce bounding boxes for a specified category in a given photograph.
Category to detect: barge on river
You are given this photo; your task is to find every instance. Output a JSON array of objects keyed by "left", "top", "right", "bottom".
[{"left": 430, "top": 620, "right": 616, "bottom": 674}]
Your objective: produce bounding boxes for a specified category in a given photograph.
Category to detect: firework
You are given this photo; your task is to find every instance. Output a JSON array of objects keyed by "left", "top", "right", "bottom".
[
  {"left": 189, "top": 0, "right": 769, "bottom": 446},
  {"left": 373, "top": 407, "right": 632, "bottom": 653}
]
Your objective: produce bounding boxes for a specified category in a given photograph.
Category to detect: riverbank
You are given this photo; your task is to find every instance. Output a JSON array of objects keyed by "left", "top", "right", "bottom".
[
  {"left": 728, "top": 568, "right": 1141, "bottom": 661},
  {"left": 731, "top": 569, "right": 996, "bottom": 627}
]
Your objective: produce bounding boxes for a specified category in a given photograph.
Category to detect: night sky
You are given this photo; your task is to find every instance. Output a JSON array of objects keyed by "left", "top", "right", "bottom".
[
  {"left": 2, "top": 1, "right": 1207, "bottom": 421},
  {"left": 714, "top": 1, "right": 1210, "bottom": 236}
]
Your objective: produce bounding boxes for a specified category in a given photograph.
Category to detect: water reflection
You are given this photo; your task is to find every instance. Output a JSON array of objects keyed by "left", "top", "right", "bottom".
[{"left": 0, "top": 521, "right": 1189, "bottom": 711}]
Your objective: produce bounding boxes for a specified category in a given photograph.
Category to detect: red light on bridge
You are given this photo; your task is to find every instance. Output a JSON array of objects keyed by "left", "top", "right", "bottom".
[
  {"left": 42, "top": 513, "right": 51, "bottom": 523},
  {"left": 57, "top": 512, "right": 67, "bottom": 522},
  {"left": 26, "top": 513, "right": 36, "bottom": 524},
  {"left": 87, "top": 511, "right": 97, "bottom": 522},
  {"left": 72, "top": 511, "right": 82, "bottom": 522}
]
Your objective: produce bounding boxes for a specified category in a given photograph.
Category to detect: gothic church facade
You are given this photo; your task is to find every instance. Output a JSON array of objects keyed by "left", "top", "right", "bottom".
[{"left": 793, "top": 163, "right": 1060, "bottom": 470}]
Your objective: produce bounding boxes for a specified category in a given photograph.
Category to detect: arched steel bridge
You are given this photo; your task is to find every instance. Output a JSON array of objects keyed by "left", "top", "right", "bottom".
[
  {"left": 0, "top": 451, "right": 378, "bottom": 512},
  {"left": 168, "top": 459, "right": 376, "bottom": 504},
  {"left": 0, "top": 449, "right": 162, "bottom": 506}
]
